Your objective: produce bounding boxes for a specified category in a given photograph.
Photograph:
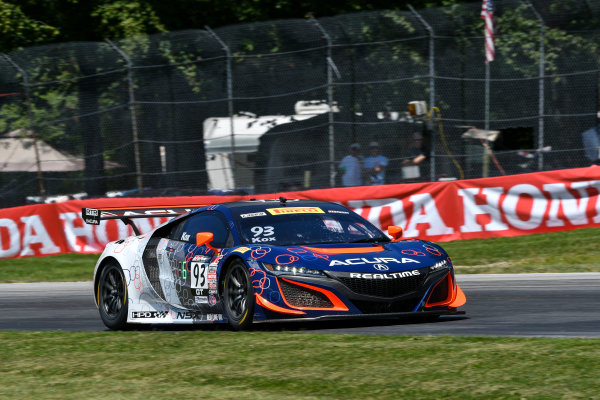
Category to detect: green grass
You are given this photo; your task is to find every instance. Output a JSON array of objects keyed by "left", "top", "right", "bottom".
[
  {"left": 443, "top": 227, "right": 600, "bottom": 274},
  {"left": 0, "top": 331, "right": 598, "bottom": 399},
  {"left": 1, "top": 227, "right": 600, "bottom": 282},
  {"left": 1, "top": 230, "right": 599, "bottom": 399},
  {"left": 0, "top": 253, "right": 99, "bottom": 283}
]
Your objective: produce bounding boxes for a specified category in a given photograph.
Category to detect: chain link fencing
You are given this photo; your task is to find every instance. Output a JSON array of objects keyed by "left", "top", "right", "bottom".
[{"left": 1, "top": 0, "right": 600, "bottom": 207}]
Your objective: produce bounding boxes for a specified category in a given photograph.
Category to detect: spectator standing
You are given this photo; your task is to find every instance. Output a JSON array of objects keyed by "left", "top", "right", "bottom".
[
  {"left": 581, "top": 124, "right": 600, "bottom": 165},
  {"left": 339, "top": 143, "right": 363, "bottom": 186},
  {"left": 363, "top": 141, "right": 388, "bottom": 185},
  {"left": 402, "top": 132, "right": 428, "bottom": 180}
]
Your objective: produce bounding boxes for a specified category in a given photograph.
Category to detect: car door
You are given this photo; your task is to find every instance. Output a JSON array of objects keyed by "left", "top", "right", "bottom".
[{"left": 158, "top": 211, "right": 233, "bottom": 312}]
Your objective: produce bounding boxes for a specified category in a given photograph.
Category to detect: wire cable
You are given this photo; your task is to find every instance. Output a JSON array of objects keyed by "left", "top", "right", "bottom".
[{"left": 428, "top": 106, "right": 464, "bottom": 180}]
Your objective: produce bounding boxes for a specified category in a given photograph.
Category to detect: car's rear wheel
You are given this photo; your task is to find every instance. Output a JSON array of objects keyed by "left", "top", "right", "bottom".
[
  {"left": 223, "top": 261, "right": 254, "bottom": 330},
  {"left": 98, "top": 262, "right": 128, "bottom": 330}
]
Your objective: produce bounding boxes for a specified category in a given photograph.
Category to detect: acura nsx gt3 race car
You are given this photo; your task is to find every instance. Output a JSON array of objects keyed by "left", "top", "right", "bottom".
[{"left": 82, "top": 198, "right": 466, "bottom": 330}]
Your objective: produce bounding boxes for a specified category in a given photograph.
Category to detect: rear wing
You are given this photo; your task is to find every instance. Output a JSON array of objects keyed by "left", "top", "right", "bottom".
[{"left": 81, "top": 205, "right": 207, "bottom": 235}]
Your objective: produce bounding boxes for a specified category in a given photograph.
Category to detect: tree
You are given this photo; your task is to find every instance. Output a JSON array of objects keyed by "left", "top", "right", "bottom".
[
  {"left": 1, "top": 0, "right": 466, "bottom": 53},
  {"left": 91, "top": 1, "right": 167, "bottom": 39},
  {"left": 0, "top": 1, "right": 59, "bottom": 52}
]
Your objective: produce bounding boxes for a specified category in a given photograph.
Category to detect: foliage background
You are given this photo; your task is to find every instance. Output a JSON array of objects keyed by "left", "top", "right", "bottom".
[
  {"left": 1, "top": 0, "right": 467, "bottom": 53},
  {"left": 1, "top": 0, "right": 600, "bottom": 205}
]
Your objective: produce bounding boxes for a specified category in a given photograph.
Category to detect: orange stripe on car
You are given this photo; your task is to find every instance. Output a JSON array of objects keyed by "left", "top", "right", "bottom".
[
  {"left": 278, "top": 278, "right": 349, "bottom": 311},
  {"left": 255, "top": 293, "right": 306, "bottom": 315},
  {"left": 302, "top": 246, "right": 385, "bottom": 254},
  {"left": 449, "top": 284, "right": 466, "bottom": 308}
]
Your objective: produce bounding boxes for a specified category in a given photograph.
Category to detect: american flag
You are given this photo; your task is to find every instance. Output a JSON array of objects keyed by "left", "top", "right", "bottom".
[{"left": 481, "top": 0, "right": 495, "bottom": 63}]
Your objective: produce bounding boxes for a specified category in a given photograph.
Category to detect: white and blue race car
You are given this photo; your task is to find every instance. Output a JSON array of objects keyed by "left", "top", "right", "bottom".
[{"left": 83, "top": 198, "right": 466, "bottom": 330}]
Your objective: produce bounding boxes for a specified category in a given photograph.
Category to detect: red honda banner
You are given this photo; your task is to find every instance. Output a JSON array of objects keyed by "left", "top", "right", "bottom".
[{"left": 1, "top": 166, "right": 600, "bottom": 259}]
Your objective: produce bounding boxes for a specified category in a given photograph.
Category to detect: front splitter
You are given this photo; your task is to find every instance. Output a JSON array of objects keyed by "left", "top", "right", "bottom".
[{"left": 254, "top": 309, "right": 466, "bottom": 324}]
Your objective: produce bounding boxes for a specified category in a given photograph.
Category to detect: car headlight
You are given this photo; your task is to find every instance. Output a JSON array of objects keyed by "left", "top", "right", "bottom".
[
  {"left": 429, "top": 260, "right": 449, "bottom": 272},
  {"left": 262, "top": 263, "right": 325, "bottom": 277}
]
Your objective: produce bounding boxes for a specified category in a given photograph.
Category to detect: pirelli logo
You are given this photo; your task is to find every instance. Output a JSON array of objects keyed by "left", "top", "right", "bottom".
[{"left": 267, "top": 207, "right": 324, "bottom": 215}]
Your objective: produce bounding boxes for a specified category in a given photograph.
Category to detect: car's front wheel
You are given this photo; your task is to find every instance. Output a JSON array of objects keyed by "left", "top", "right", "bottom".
[
  {"left": 223, "top": 261, "right": 254, "bottom": 330},
  {"left": 97, "top": 262, "right": 128, "bottom": 330}
]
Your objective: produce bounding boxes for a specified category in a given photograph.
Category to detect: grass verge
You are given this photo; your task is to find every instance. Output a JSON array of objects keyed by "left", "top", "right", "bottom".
[
  {"left": 1, "top": 227, "right": 600, "bottom": 282},
  {"left": 443, "top": 227, "right": 600, "bottom": 274},
  {"left": 0, "top": 253, "right": 98, "bottom": 283},
  {"left": 1, "top": 331, "right": 598, "bottom": 400}
]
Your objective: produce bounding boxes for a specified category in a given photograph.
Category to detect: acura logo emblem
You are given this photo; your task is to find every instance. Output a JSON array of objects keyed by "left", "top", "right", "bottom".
[{"left": 373, "top": 264, "right": 389, "bottom": 271}]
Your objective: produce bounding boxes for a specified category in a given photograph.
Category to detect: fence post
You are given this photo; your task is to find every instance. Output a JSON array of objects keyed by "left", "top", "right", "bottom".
[
  {"left": 408, "top": 5, "right": 436, "bottom": 181},
  {"left": 310, "top": 16, "right": 337, "bottom": 188},
  {"left": 525, "top": 0, "right": 546, "bottom": 171},
  {"left": 206, "top": 26, "right": 237, "bottom": 190},
  {"left": 3, "top": 55, "right": 46, "bottom": 199},
  {"left": 105, "top": 39, "right": 144, "bottom": 193}
]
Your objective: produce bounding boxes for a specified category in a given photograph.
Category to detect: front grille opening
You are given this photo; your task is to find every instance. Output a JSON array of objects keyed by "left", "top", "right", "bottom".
[
  {"left": 336, "top": 273, "right": 425, "bottom": 298},
  {"left": 278, "top": 279, "right": 334, "bottom": 308},
  {"left": 353, "top": 297, "right": 421, "bottom": 314}
]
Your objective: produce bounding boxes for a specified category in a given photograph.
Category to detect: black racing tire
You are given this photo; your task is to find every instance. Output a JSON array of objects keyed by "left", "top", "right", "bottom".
[
  {"left": 97, "top": 262, "right": 128, "bottom": 330},
  {"left": 223, "top": 261, "right": 255, "bottom": 331}
]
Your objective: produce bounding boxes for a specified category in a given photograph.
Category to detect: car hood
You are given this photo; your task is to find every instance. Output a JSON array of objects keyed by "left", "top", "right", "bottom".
[{"left": 233, "top": 240, "right": 449, "bottom": 273}]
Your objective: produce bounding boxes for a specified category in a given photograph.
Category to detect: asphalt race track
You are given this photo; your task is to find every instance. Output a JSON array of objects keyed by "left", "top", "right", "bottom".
[{"left": 1, "top": 273, "right": 599, "bottom": 337}]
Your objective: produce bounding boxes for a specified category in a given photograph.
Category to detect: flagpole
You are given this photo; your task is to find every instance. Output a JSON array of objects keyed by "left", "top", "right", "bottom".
[
  {"left": 483, "top": 61, "right": 490, "bottom": 178},
  {"left": 481, "top": 0, "right": 494, "bottom": 178}
]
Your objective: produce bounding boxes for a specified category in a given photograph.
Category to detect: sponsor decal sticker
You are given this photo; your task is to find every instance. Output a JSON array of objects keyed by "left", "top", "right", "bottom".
[
  {"left": 131, "top": 311, "right": 168, "bottom": 319},
  {"left": 241, "top": 212, "right": 267, "bottom": 218},
  {"left": 234, "top": 246, "right": 251, "bottom": 254},
  {"left": 267, "top": 207, "right": 324, "bottom": 215},
  {"left": 175, "top": 311, "right": 205, "bottom": 320},
  {"left": 210, "top": 255, "right": 223, "bottom": 266},
  {"left": 349, "top": 270, "right": 421, "bottom": 279},
  {"left": 329, "top": 257, "right": 420, "bottom": 266}
]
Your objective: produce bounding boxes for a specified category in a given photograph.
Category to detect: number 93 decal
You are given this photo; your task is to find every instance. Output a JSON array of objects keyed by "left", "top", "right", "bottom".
[
  {"left": 191, "top": 262, "right": 208, "bottom": 289},
  {"left": 250, "top": 226, "right": 276, "bottom": 243}
]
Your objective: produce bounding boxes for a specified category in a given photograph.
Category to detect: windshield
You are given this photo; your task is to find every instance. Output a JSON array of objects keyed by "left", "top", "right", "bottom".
[{"left": 233, "top": 205, "right": 390, "bottom": 246}]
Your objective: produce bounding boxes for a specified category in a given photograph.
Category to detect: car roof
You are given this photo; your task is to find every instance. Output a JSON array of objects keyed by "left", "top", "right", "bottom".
[{"left": 219, "top": 198, "right": 341, "bottom": 212}]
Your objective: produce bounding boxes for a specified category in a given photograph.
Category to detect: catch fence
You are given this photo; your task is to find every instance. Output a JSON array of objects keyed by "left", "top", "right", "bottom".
[{"left": 1, "top": 0, "right": 600, "bottom": 206}]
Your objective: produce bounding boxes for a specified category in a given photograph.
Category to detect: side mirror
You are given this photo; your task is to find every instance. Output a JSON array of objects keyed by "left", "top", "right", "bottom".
[
  {"left": 387, "top": 226, "right": 403, "bottom": 241},
  {"left": 196, "top": 232, "right": 220, "bottom": 253}
]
